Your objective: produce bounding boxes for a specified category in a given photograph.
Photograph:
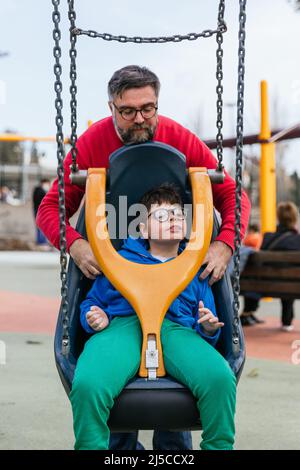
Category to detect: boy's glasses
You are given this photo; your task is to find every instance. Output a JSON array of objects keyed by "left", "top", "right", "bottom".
[{"left": 148, "top": 207, "right": 186, "bottom": 223}]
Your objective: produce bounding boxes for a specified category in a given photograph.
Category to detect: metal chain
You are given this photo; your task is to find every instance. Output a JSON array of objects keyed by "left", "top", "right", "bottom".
[
  {"left": 52, "top": 0, "right": 70, "bottom": 356},
  {"left": 68, "top": 0, "right": 79, "bottom": 173},
  {"left": 215, "top": 0, "right": 225, "bottom": 172},
  {"left": 71, "top": 23, "right": 227, "bottom": 44},
  {"left": 232, "top": 0, "right": 247, "bottom": 352},
  {"left": 68, "top": 2, "right": 227, "bottom": 174}
]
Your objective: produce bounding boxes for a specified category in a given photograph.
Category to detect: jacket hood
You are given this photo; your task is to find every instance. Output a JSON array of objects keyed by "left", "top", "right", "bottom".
[{"left": 120, "top": 236, "right": 186, "bottom": 263}]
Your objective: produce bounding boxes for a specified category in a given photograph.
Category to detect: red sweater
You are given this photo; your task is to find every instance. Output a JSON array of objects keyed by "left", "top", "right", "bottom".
[{"left": 37, "top": 115, "right": 250, "bottom": 252}]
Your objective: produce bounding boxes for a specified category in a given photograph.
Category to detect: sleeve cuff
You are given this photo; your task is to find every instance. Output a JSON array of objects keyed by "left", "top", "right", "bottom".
[
  {"left": 214, "top": 230, "right": 235, "bottom": 253},
  {"left": 82, "top": 311, "right": 112, "bottom": 334},
  {"left": 196, "top": 323, "right": 220, "bottom": 345},
  {"left": 66, "top": 229, "right": 84, "bottom": 253},
  {"left": 83, "top": 319, "right": 96, "bottom": 335}
]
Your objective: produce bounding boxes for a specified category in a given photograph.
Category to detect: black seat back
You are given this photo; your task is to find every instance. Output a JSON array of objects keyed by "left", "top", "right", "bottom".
[{"left": 106, "top": 141, "right": 190, "bottom": 249}]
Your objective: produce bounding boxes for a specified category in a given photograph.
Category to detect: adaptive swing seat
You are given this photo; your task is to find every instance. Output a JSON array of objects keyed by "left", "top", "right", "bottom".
[{"left": 55, "top": 142, "right": 245, "bottom": 431}]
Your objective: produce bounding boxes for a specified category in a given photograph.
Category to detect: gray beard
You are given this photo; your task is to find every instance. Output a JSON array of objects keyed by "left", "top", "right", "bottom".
[{"left": 113, "top": 117, "right": 157, "bottom": 144}]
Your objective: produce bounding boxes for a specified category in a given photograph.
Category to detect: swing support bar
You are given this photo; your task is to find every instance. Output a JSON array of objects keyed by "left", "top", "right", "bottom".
[{"left": 70, "top": 168, "right": 225, "bottom": 186}]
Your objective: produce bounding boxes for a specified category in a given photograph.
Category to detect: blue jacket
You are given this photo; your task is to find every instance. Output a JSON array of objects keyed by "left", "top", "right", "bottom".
[{"left": 80, "top": 237, "right": 220, "bottom": 346}]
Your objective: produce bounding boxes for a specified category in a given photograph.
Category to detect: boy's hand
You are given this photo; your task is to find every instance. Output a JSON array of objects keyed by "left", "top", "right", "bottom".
[
  {"left": 197, "top": 301, "right": 224, "bottom": 336},
  {"left": 86, "top": 306, "right": 109, "bottom": 332}
]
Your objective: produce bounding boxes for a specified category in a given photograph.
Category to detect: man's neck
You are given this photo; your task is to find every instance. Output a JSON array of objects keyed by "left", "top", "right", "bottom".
[{"left": 148, "top": 241, "right": 180, "bottom": 260}]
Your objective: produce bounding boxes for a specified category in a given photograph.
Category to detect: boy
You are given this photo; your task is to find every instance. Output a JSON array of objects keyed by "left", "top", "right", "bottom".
[{"left": 70, "top": 183, "right": 236, "bottom": 450}]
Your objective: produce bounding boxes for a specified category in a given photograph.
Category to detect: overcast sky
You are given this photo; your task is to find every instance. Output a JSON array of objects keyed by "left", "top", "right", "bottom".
[{"left": 0, "top": 0, "right": 300, "bottom": 173}]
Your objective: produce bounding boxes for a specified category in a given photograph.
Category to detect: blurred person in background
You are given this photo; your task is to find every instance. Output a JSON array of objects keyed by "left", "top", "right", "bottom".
[
  {"left": 0, "top": 186, "right": 20, "bottom": 205},
  {"left": 243, "top": 223, "right": 262, "bottom": 250},
  {"left": 32, "top": 178, "right": 51, "bottom": 246},
  {"left": 240, "top": 223, "right": 264, "bottom": 326},
  {"left": 241, "top": 202, "right": 300, "bottom": 331}
]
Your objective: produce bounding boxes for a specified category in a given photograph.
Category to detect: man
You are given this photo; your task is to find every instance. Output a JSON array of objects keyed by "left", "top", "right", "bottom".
[{"left": 37, "top": 65, "right": 251, "bottom": 450}]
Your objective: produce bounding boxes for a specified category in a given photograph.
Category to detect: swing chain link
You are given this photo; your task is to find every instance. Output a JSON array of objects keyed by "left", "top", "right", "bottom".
[
  {"left": 68, "top": 0, "right": 227, "bottom": 177},
  {"left": 68, "top": 0, "right": 79, "bottom": 174},
  {"left": 70, "top": 23, "right": 227, "bottom": 44},
  {"left": 215, "top": 0, "right": 225, "bottom": 173},
  {"left": 232, "top": 0, "right": 247, "bottom": 352},
  {"left": 52, "top": 0, "right": 70, "bottom": 356}
]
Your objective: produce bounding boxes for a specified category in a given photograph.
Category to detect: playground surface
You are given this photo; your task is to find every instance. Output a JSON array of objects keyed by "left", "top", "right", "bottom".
[{"left": 0, "top": 251, "right": 300, "bottom": 450}]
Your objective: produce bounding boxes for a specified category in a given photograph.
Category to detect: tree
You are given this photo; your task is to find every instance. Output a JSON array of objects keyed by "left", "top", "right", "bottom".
[
  {"left": 290, "top": 171, "right": 300, "bottom": 205},
  {"left": 288, "top": 0, "right": 300, "bottom": 11},
  {"left": 30, "top": 142, "right": 39, "bottom": 165},
  {"left": 0, "top": 130, "right": 24, "bottom": 165}
]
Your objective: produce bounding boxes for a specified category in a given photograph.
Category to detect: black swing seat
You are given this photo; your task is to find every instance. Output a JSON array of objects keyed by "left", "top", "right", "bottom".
[{"left": 54, "top": 142, "right": 245, "bottom": 431}]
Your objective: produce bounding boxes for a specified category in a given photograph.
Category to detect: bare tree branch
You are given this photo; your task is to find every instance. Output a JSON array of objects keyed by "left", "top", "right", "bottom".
[{"left": 288, "top": 0, "right": 300, "bottom": 11}]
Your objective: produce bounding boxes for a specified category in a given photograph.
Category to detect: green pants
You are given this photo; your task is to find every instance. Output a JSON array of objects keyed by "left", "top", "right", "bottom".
[{"left": 70, "top": 316, "right": 236, "bottom": 450}]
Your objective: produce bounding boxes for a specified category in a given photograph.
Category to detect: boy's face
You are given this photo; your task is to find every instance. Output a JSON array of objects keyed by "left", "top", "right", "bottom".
[{"left": 140, "top": 203, "right": 187, "bottom": 242}]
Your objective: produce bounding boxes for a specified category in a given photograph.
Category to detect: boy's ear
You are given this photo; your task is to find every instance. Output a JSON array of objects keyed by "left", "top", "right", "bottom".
[{"left": 139, "top": 222, "right": 148, "bottom": 239}]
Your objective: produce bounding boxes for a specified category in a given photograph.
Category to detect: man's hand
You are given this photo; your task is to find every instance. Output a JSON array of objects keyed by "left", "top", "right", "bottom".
[
  {"left": 199, "top": 241, "right": 232, "bottom": 286},
  {"left": 197, "top": 301, "right": 224, "bottom": 336},
  {"left": 69, "top": 238, "right": 102, "bottom": 279},
  {"left": 86, "top": 306, "right": 109, "bottom": 332}
]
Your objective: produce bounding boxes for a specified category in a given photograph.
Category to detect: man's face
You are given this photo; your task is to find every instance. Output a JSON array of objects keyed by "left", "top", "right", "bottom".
[{"left": 109, "top": 86, "right": 158, "bottom": 144}]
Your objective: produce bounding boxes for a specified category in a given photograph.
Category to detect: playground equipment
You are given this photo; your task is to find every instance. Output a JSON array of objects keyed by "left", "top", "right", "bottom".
[
  {"left": 55, "top": 143, "right": 245, "bottom": 430},
  {"left": 0, "top": 134, "right": 70, "bottom": 144},
  {"left": 206, "top": 82, "right": 300, "bottom": 235},
  {"left": 259, "top": 80, "right": 276, "bottom": 234},
  {"left": 52, "top": 0, "right": 247, "bottom": 431}
]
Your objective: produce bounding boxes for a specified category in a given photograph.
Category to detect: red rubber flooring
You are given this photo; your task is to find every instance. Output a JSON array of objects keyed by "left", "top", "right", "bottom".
[
  {"left": 243, "top": 315, "right": 300, "bottom": 363},
  {"left": 0, "top": 290, "right": 59, "bottom": 334}
]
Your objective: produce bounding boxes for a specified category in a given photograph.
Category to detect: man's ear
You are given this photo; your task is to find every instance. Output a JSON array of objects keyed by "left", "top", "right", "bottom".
[
  {"left": 139, "top": 222, "right": 148, "bottom": 239},
  {"left": 108, "top": 101, "right": 113, "bottom": 113}
]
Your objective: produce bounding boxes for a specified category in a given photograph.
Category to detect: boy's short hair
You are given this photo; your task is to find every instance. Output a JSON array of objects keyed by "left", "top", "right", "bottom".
[{"left": 139, "top": 183, "right": 183, "bottom": 214}]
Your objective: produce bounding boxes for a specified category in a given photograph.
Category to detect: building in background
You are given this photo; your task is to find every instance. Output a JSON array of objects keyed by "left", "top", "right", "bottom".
[{"left": 0, "top": 134, "right": 56, "bottom": 245}]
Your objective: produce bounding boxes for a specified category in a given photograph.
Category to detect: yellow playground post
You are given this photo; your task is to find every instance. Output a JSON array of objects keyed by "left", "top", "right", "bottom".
[{"left": 259, "top": 80, "right": 276, "bottom": 234}]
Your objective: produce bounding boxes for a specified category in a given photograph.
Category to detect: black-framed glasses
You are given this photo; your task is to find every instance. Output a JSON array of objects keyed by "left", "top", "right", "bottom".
[
  {"left": 112, "top": 102, "right": 158, "bottom": 121},
  {"left": 148, "top": 207, "right": 186, "bottom": 223}
]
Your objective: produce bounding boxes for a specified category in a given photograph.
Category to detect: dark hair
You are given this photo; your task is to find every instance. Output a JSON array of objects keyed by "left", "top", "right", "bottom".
[
  {"left": 139, "top": 183, "right": 183, "bottom": 214},
  {"left": 108, "top": 65, "right": 160, "bottom": 100},
  {"left": 277, "top": 201, "right": 299, "bottom": 229},
  {"left": 248, "top": 223, "right": 260, "bottom": 233}
]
